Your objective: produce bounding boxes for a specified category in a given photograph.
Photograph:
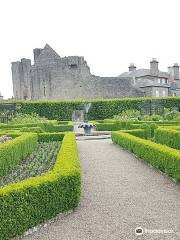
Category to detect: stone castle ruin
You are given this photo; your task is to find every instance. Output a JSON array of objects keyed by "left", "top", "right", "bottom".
[{"left": 11, "top": 44, "right": 180, "bottom": 100}]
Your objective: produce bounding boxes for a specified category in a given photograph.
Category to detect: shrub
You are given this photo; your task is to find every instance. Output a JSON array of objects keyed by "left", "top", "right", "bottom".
[
  {"left": 37, "top": 133, "right": 64, "bottom": 142},
  {"left": 141, "top": 123, "right": 158, "bottom": 139},
  {"left": 112, "top": 131, "right": 180, "bottom": 181},
  {"left": 0, "top": 122, "right": 73, "bottom": 133},
  {"left": 43, "top": 122, "right": 73, "bottom": 132},
  {"left": 114, "top": 109, "right": 141, "bottom": 121},
  {"left": 9, "top": 113, "right": 49, "bottom": 124},
  {"left": 154, "top": 128, "right": 180, "bottom": 150},
  {"left": 0, "top": 123, "right": 39, "bottom": 129},
  {"left": 95, "top": 121, "right": 133, "bottom": 131},
  {"left": 7, "top": 97, "right": 180, "bottom": 120},
  {"left": 0, "top": 133, "right": 81, "bottom": 240},
  {"left": 0, "top": 133, "right": 38, "bottom": 177},
  {"left": 21, "top": 127, "right": 44, "bottom": 133},
  {"left": 122, "top": 129, "right": 146, "bottom": 138}
]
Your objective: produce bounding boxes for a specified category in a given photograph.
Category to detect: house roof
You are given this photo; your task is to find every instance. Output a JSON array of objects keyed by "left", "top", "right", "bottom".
[
  {"left": 119, "top": 68, "right": 169, "bottom": 79},
  {"left": 140, "top": 84, "right": 170, "bottom": 88}
]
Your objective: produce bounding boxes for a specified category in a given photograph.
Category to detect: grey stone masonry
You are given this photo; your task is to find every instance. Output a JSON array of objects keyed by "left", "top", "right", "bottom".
[
  {"left": 12, "top": 44, "right": 180, "bottom": 100},
  {"left": 11, "top": 44, "right": 143, "bottom": 100}
]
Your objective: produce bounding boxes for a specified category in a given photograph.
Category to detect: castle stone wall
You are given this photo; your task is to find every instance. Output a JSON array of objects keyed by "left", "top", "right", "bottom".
[{"left": 11, "top": 44, "right": 144, "bottom": 100}]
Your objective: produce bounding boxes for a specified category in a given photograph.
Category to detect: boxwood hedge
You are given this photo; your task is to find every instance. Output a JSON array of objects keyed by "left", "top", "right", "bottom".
[
  {"left": 112, "top": 131, "right": 180, "bottom": 181},
  {"left": 0, "top": 133, "right": 38, "bottom": 177},
  {"left": 155, "top": 128, "right": 180, "bottom": 150},
  {"left": 10, "top": 96, "right": 180, "bottom": 120},
  {"left": 0, "top": 132, "right": 81, "bottom": 240},
  {"left": 0, "top": 122, "right": 73, "bottom": 133}
]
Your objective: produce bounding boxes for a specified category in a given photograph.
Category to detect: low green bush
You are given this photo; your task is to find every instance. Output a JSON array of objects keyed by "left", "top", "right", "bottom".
[
  {"left": 95, "top": 121, "right": 133, "bottom": 131},
  {"left": 0, "top": 123, "right": 38, "bottom": 129},
  {"left": 112, "top": 131, "right": 180, "bottom": 181},
  {"left": 141, "top": 123, "right": 157, "bottom": 139},
  {"left": 122, "top": 129, "right": 146, "bottom": 138},
  {"left": 58, "top": 121, "right": 70, "bottom": 125},
  {"left": 0, "top": 122, "right": 73, "bottom": 133},
  {"left": 0, "top": 133, "right": 81, "bottom": 240},
  {"left": 21, "top": 127, "right": 44, "bottom": 133},
  {"left": 154, "top": 128, "right": 180, "bottom": 150},
  {"left": 37, "top": 132, "right": 65, "bottom": 142},
  {"left": 0, "top": 133, "right": 38, "bottom": 177},
  {"left": 43, "top": 123, "right": 73, "bottom": 132}
]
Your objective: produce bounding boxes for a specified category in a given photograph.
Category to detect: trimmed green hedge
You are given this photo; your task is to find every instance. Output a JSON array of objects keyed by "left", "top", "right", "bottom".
[
  {"left": 0, "top": 122, "right": 73, "bottom": 133},
  {"left": 43, "top": 123, "right": 73, "bottom": 132},
  {"left": 112, "top": 131, "right": 180, "bottom": 181},
  {"left": 0, "top": 132, "right": 81, "bottom": 240},
  {"left": 37, "top": 132, "right": 65, "bottom": 142},
  {"left": 0, "top": 123, "right": 38, "bottom": 129},
  {"left": 0, "top": 133, "right": 38, "bottom": 178},
  {"left": 9, "top": 97, "right": 180, "bottom": 120},
  {"left": 122, "top": 129, "right": 146, "bottom": 139},
  {"left": 21, "top": 127, "right": 44, "bottom": 133},
  {"left": 155, "top": 128, "right": 180, "bottom": 150},
  {"left": 94, "top": 121, "right": 134, "bottom": 131}
]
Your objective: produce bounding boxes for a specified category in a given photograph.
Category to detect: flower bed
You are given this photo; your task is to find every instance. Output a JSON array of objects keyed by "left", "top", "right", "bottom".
[
  {"left": 0, "top": 132, "right": 81, "bottom": 240},
  {"left": 0, "top": 133, "right": 38, "bottom": 177},
  {"left": 0, "top": 141, "right": 60, "bottom": 187}
]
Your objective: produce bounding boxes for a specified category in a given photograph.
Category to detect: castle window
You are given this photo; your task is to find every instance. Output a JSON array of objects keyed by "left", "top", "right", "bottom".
[
  {"left": 44, "top": 86, "right": 46, "bottom": 97},
  {"left": 69, "top": 64, "right": 78, "bottom": 69}
]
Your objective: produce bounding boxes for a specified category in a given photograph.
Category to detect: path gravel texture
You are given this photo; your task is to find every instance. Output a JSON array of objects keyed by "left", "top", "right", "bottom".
[{"left": 21, "top": 138, "right": 180, "bottom": 240}]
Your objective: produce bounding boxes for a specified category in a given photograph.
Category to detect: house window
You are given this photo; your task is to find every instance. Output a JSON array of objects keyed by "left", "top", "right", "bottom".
[
  {"left": 162, "top": 90, "right": 166, "bottom": 97},
  {"left": 69, "top": 64, "right": 78, "bottom": 69},
  {"left": 158, "top": 79, "right": 161, "bottom": 83},
  {"left": 155, "top": 90, "right": 159, "bottom": 97}
]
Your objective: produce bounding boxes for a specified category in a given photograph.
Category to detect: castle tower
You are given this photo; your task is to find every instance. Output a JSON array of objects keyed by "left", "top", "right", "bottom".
[
  {"left": 11, "top": 58, "right": 31, "bottom": 99},
  {"left": 33, "top": 48, "right": 43, "bottom": 63}
]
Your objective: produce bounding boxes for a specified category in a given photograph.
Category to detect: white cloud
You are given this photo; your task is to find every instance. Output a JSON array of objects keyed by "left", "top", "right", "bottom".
[{"left": 0, "top": 0, "right": 180, "bottom": 98}]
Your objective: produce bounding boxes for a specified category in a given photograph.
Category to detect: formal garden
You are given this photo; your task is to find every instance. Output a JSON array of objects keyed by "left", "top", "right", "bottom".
[{"left": 0, "top": 97, "right": 180, "bottom": 239}]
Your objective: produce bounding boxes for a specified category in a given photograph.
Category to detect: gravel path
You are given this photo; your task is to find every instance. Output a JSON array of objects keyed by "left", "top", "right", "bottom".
[{"left": 21, "top": 139, "right": 180, "bottom": 240}]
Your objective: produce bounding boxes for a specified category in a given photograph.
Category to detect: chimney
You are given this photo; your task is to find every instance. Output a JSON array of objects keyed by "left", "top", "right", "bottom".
[
  {"left": 128, "top": 63, "right": 136, "bottom": 72},
  {"left": 173, "top": 63, "right": 179, "bottom": 80},
  {"left": 150, "top": 58, "right": 159, "bottom": 76},
  {"left": 33, "top": 48, "right": 43, "bottom": 63}
]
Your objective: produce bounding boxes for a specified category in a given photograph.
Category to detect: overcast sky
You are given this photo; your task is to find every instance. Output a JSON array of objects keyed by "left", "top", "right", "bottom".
[{"left": 1, "top": 0, "right": 180, "bottom": 98}]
